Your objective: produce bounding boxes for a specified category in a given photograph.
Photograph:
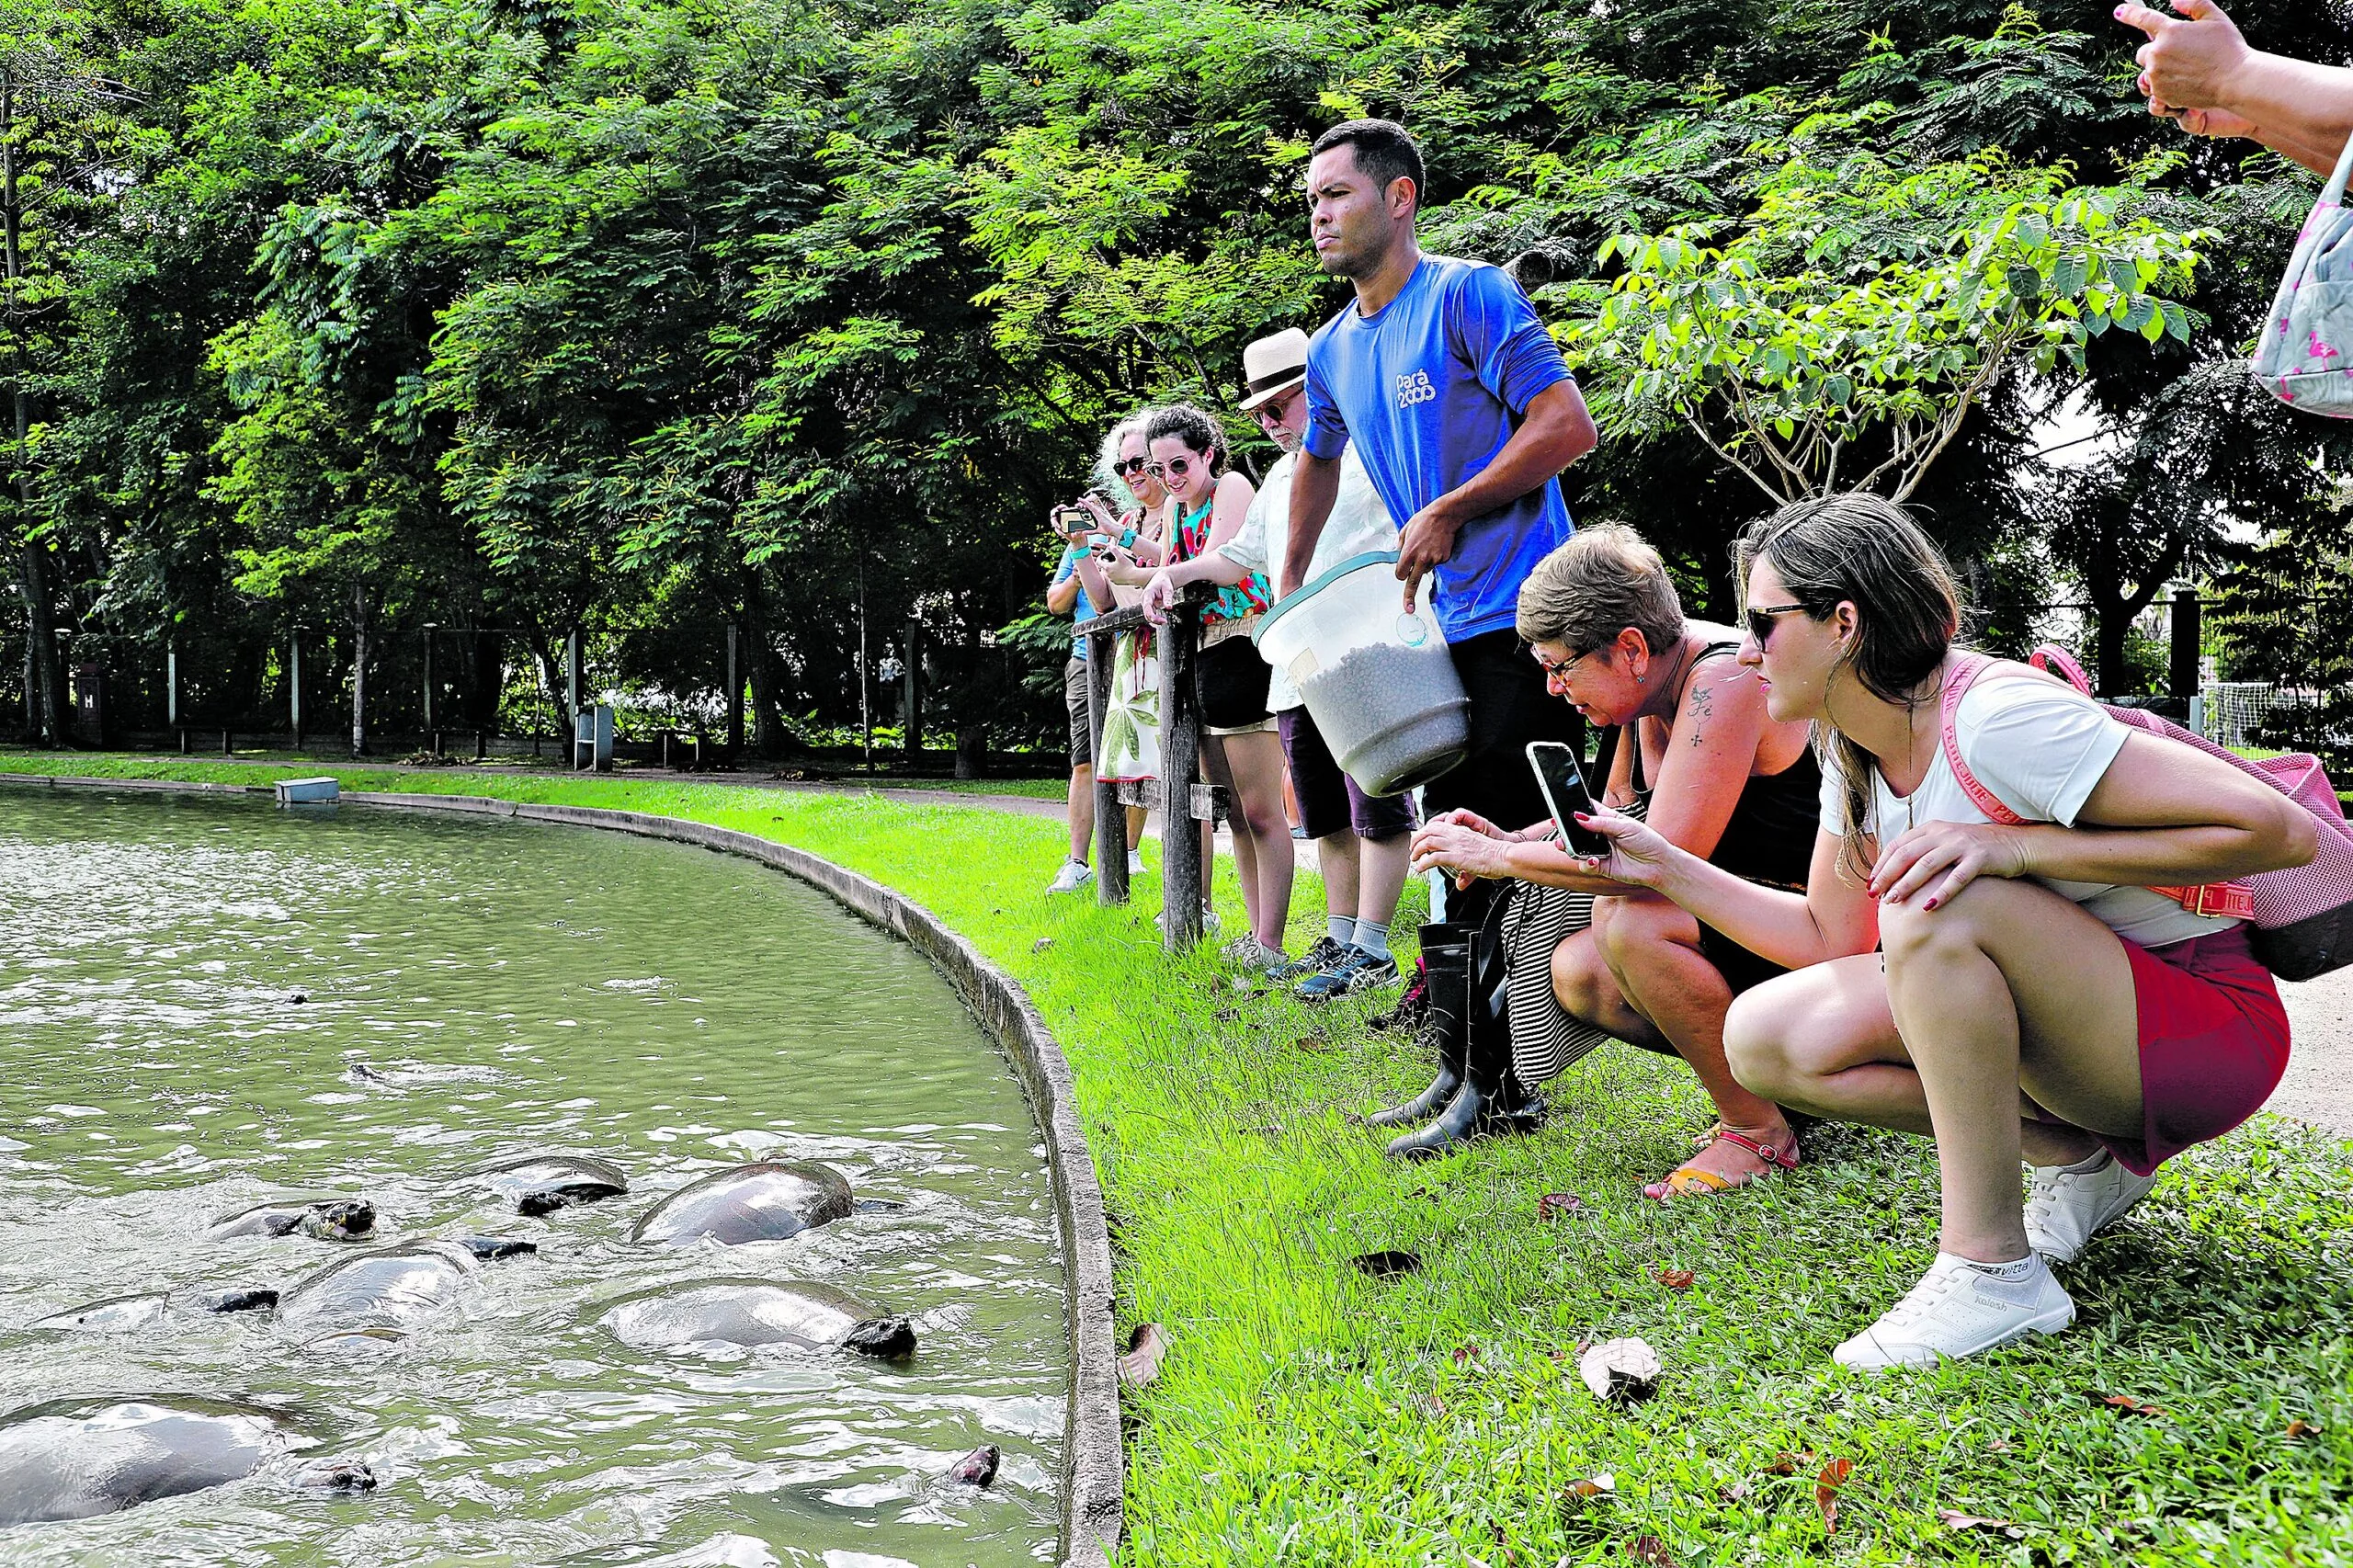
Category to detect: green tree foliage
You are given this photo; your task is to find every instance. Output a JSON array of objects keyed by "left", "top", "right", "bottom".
[{"left": 10, "top": 0, "right": 2353, "bottom": 764}]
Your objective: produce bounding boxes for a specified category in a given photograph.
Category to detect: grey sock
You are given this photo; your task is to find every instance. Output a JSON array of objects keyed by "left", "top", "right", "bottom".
[
  {"left": 1354, "top": 919, "right": 1392, "bottom": 960},
  {"left": 1327, "top": 915, "right": 1356, "bottom": 948}
]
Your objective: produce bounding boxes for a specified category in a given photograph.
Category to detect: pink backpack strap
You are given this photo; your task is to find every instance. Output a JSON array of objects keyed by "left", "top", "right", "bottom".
[{"left": 1937, "top": 653, "right": 2026, "bottom": 826}]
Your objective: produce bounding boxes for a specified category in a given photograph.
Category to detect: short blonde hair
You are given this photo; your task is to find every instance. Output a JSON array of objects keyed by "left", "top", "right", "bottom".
[{"left": 1515, "top": 523, "right": 1684, "bottom": 659}]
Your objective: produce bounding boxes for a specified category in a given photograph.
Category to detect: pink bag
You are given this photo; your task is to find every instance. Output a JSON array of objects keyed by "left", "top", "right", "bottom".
[{"left": 1940, "top": 646, "right": 2353, "bottom": 981}]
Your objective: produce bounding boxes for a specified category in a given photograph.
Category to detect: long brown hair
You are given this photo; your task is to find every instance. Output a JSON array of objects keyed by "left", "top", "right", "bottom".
[{"left": 1735, "top": 493, "right": 1961, "bottom": 878}]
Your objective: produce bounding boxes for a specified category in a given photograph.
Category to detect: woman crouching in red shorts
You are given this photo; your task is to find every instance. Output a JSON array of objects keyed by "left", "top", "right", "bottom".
[{"left": 1572, "top": 493, "right": 2313, "bottom": 1370}]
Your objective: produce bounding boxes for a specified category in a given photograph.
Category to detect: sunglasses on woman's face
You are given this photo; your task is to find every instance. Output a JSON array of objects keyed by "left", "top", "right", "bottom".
[
  {"left": 1745, "top": 603, "right": 1809, "bottom": 646},
  {"left": 1146, "top": 456, "right": 1199, "bottom": 481},
  {"left": 1114, "top": 455, "right": 1149, "bottom": 476}
]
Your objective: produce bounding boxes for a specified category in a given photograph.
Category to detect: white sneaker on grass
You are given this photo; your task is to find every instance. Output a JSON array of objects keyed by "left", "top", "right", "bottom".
[
  {"left": 1044, "top": 858, "right": 1093, "bottom": 895},
  {"left": 1832, "top": 1252, "right": 2075, "bottom": 1370},
  {"left": 1128, "top": 850, "right": 1146, "bottom": 877},
  {"left": 2025, "top": 1150, "right": 2160, "bottom": 1264}
]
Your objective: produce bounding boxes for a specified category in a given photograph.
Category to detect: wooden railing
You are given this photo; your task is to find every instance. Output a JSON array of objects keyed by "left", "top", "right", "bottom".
[{"left": 1077, "top": 583, "right": 1231, "bottom": 951}]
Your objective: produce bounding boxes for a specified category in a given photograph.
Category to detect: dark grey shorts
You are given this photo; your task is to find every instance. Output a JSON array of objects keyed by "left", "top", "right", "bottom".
[{"left": 1064, "top": 657, "right": 1092, "bottom": 767}]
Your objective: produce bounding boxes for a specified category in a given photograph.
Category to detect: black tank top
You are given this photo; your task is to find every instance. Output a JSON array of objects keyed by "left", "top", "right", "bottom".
[{"left": 1626, "top": 638, "right": 1820, "bottom": 890}]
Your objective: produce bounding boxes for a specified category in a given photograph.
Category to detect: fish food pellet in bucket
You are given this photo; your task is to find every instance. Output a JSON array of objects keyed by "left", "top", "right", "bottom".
[{"left": 1297, "top": 642, "right": 1470, "bottom": 795}]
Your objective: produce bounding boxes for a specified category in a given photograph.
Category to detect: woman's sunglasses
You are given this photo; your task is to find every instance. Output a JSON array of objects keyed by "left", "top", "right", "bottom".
[
  {"left": 1146, "top": 456, "right": 1199, "bottom": 481},
  {"left": 1745, "top": 603, "right": 1809, "bottom": 645},
  {"left": 1113, "top": 455, "right": 1149, "bottom": 476}
]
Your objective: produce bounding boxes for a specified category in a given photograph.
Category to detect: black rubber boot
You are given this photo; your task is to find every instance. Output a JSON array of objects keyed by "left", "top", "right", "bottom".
[
  {"left": 1364, "top": 925, "right": 1470, "bottom": 1129},
  {"left": 1385, "top": 917, "right": 1542, "bottom": 1159}
]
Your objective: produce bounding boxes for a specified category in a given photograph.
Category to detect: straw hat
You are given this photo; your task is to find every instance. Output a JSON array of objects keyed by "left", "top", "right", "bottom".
[{"left": 1237, "top": 327, "right": 1312, "bottom": 412}]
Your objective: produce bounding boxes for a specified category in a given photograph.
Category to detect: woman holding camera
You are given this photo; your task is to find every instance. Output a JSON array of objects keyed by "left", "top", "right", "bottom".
[{"left": 1146, "top": 403, "right": 1294, "bottom": 968}]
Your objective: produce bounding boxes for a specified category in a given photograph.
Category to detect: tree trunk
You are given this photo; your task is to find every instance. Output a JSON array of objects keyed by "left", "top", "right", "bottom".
[
  {"left": 349, "top": 585, "right": 369, "bottom": 756},
  {"left": 3, "top": 76, "right": 66, "bottom": 746}
]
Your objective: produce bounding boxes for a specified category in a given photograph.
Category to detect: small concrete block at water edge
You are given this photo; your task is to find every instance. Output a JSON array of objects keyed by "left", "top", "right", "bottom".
[{"left": 275, "top": 778, "right": 340, "bottom": 805}]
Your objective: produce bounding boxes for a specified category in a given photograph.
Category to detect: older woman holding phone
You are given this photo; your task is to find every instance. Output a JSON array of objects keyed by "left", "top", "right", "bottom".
[{"left": 1405, "top": 525, "right": 1820, "bottom": 1182}]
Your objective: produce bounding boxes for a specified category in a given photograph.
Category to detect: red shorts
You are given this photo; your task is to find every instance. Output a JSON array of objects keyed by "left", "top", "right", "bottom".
[{"left": 2096, "top": 925, "right": 2290, "bottom": 1176}]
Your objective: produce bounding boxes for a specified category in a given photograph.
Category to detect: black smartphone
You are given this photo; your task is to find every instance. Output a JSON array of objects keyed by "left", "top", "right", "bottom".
[
  {"left": 1052, "top": 505, "right": 1092, "bottom": 536},
  {"left": 1527, "top": 741, "right": 1610, "bottom": 858}
]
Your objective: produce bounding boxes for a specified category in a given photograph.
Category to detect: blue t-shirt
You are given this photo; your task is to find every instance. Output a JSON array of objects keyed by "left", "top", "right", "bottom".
[
  {"left": 1302, "top": 255, "right": 1576, "bottom": 641},
  {"left": 1053, "top": 546, "right": 1100, "bottom": 660}
]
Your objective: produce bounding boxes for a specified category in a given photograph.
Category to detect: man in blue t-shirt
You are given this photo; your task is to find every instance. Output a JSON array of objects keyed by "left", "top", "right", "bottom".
[
  {"left": 1285, "top": 118, "right": 1597, "bottom": 1155},
  {"left": 1286, "top": 117, "right": 1596, "bottom": 842}
]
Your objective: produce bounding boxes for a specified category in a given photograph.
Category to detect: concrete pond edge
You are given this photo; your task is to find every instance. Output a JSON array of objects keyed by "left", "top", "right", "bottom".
[{"left": 5, "top": 775, "right": 1123, "bottom": 1567}]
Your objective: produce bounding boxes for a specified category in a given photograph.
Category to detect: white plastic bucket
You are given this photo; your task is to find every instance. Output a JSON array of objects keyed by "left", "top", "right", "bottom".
[{"left": 1253, "top": 551, "right": 1469, "bottom": 795}]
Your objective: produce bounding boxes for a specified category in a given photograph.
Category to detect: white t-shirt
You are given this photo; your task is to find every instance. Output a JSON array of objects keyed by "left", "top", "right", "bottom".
[
  {"left": 1217, "top": 446, "right": 1394, "bottom": 710},
  {"left": 1818, "top": 673, "right": 2236, "bottom": 949}
]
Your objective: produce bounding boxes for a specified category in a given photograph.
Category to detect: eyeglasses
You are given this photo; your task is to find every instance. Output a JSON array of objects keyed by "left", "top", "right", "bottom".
[
  {"left": 1744, "top": 603, "right": 1809, "bottom": 646},
  {"left": 1253, "top": 392, "right": 1303, "bottom": 427},
  {"left": 1113, "top": 455, "right": 1149, "bottom": 476},
  {"left": 1145, "top": 456, "right": 1199, "bottom": 481}
]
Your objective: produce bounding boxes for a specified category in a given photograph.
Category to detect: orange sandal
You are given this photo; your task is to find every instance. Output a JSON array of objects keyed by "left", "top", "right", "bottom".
[{"left": 1643, "top": 1128, "right": 1801, "bottom": 1201}]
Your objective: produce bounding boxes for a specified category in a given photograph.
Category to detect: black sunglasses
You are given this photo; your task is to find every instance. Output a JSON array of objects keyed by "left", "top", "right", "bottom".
[
  {"left": 1745, "top": 603, "right": 1809, "bottom": 645},
  {"left": 1113, "top": 455, "right": 1149, "bottom": 476}
]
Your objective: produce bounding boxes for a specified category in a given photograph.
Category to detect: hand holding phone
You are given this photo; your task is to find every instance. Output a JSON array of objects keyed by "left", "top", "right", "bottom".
[
  {"left": 1052, "top": 505, "right": 1093, "bottom": 539},
  {"left": 1527, "top": 742, "right": 1610, "bottom": 858}
]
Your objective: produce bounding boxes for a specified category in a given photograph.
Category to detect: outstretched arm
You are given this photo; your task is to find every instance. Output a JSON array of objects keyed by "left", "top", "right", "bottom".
[{"left": 2121, "top": 1, "right": 2353, "bottom": 174}]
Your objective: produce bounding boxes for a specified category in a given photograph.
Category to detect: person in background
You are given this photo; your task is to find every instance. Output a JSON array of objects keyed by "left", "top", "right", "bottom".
[
  {"left": 1574, "top": 494, "right": 2312, "bottom": 1369},
  {"left": 1287, "top": 117, "right": 1597, "bottom": 1136},
  {"left": 1406, "top": 526, "right": 1819, "bottom": 1183},
  {"left": 1143, "top": 328, "right": 1414, "bottom": 999},
  {"left": 1148, "top": 403, "right": 1294, "bottom": 969},
  {"left": 2120, "top": 1, "right": 2353, "bottom": 174},
  {"left": 1043, "top": 415, "right": 1157, "bottom": 894}
]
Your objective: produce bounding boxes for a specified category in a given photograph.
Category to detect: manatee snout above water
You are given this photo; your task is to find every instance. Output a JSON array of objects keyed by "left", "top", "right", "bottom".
[
  {"left": 473, "top": 1154, "right": 629, "bottom": 1216},
  {"left": 0, "top": 1398, "right": 317, "bottom": 1524},
  {"left": 628, "top": 1163, "right": 854, "bottom": 1247},
  {"left": 207, "top": 1197, "right": 376, "bottom": 1243},
  {"left": 600, "top": 1279, "right": 915, "bottom": 1358}
]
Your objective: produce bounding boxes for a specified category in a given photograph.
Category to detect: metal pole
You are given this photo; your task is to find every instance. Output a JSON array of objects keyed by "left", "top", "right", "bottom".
[
  {"left": 289, "top": 631, "right": 302, "bottom": 749},
  {"left": 858, "top": 586, "right": 871, "bottom": 773},
  {"left": 422, "top": 624, "right": 437, "bottom": 743},
  {"left": 2169, "top": 588, "right": 2201, "bottom": 710},
  {"left": 165, "top": 642, "right": 177, "bottom": 730},
  {"left": 565, "top": 631, "right": 583, "bottom": 721}
]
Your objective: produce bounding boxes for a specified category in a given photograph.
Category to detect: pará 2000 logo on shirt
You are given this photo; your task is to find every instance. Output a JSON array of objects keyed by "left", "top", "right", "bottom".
[{"left": 1394, "top": 369, "right": 1437, "bottom": 409}]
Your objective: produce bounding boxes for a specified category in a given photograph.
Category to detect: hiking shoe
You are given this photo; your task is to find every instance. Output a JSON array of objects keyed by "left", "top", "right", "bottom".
[
  {"left": 1045, "top": 858, "right": 1093, "bottom": 895},
  {"left": 1296, "top": 947, "right": 1401, "bottom": 1002},
  {"left": 1832, "top": 1253, "right": 2075, "bottom": 1370},
  {"left": 1221, "top": 937, "right": 1288, "bottom": 972},
  {"left": 1368, "top": 970, "right": 1428, "bottom": 1032},
  {"left": 1128, "top": 850, "right": 1146, "bottom": 878},
  {"left": 1269, "top": 936, "right": 1347, "bottom": 983},
  {"left": 2025, "top": 1150, "right": 2160, "bottom": 1265}
]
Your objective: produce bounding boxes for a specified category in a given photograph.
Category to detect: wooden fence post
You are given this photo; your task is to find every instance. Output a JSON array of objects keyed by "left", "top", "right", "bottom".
[
  {"left": 1158, "top": 600, "right": 1204, "bottom": 951},
  {"left": 1088, "top": 625, "right": 1125, "bottom": 905}
]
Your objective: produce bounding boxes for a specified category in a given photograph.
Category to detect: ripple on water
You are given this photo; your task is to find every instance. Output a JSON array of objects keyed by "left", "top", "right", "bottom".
[{"left": 0, "top": 791, "right": 1064, "bottom": 1566}]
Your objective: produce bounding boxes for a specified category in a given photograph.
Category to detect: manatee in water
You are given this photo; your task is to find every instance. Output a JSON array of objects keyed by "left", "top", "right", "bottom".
[
  {"left": 0, "top": 1397, "right": 363, "bottom": 1524},
  {"left": 301, "top": 1326, "right": 409, "bottom": 1358},
  {"left": 599, "top": 1278, "right": 915, "bottom": 1358},
  {"left": 277, "top": 1242, "right": 480, "bottom": 1334},
  {"left": 473, "top": 1154, "right": 629, "bottom": 1216},
  {"left": 32, "top": 1288, "right": 278, "bottom": 1333},
  {"left": 207, "top": 1197, "right": 376, "bottom": 1243},
  {"left": 629, "top": 1163, "right": 854, "bottom": 1247}
]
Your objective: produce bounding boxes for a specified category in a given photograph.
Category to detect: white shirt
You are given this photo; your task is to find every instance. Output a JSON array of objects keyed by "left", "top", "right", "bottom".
[
  {"left": 1818, "top": 673, "right": 2236, "bottom": 949},
  {"left": 1216, "top": 446, "right": 1394, "bottom": 710}
]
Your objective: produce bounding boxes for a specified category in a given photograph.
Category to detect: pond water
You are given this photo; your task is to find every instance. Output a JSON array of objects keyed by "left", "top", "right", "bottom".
[{"left": 0, "top": 790, "right": 1065, "bottom": 1567}]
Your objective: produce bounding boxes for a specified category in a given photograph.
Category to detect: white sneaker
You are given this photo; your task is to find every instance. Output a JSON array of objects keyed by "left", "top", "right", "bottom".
[
  {"left": 1832, "top": 1253, "right": 2075, "bottom": 1370},
  {"left": 2025, "top": 1150, "right": 2159, "bottom": 1264},
  {"left": 1128, "top": 850, "right": 1146, "bottom": 877},
  {"left": 1045, "top": 858, "right": 1094, "bottom": 895}
]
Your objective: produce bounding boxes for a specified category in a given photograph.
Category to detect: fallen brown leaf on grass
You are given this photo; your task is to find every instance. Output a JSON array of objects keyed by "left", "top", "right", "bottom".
[
  {"left": 1537, "top": 1191, "right": 1585, "bottom": 1221},
  {"left": 1937, "top": 1508, "right": 2024, "bottom": 1539},
  {"left": 1656, "top": 1268, "right": 1695, "bottom": 1291},
  {"left": 1117, "top": 1323, "right": 1170, "bottom": 1388},
  {"left": 1717, "top": 1482, "right": 1751, "bottom": 1503},
  {"left": 1814, "top": 1458, "right": 1853, "bottom": 1534},
  {"left": 1765, "top": 1449, "right": 1813, "bottom": 1476},
  {"left": 1625, "top": 1536, "right": 1680, "bottom": 1567},
  {"left": 2096, "top": 1393, "right": 2168, "bottom": 1419},
  {"left": 1292, "top": 1031, "right": 1329, "bottom": 1053},
  {"left": 2288, "top": 1418, "right": 2322, "bottom": 1439},
  {"left": 1563, "top": 1472, "right": 1617, "bottom": 1501}
]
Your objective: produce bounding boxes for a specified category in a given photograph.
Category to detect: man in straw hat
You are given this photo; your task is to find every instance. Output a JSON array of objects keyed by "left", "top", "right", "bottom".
[{"left": 1142, "top": 327, "right": 1415, "bottom": 1001}]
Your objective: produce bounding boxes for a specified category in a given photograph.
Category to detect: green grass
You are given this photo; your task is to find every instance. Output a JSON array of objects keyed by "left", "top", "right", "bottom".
[{"left": 6, "top": 750, "right": 2351, "bottom": 1564}]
